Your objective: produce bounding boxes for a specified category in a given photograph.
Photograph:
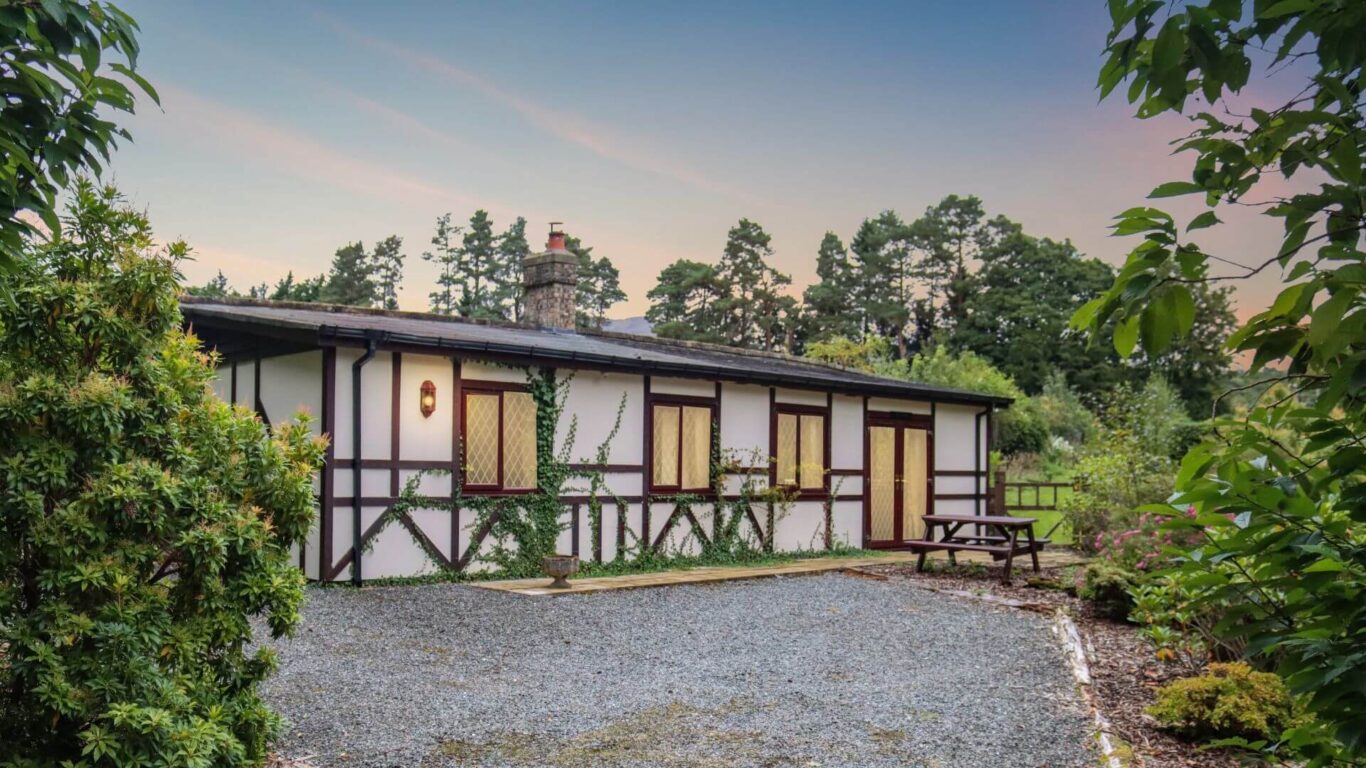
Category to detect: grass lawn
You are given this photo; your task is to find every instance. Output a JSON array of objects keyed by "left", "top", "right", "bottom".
[
  {"left": 1005, "top": 480, "right": 1076, "bottom": 547},
  {"left": 1032, "top": 506, "right": 1073, "bottom": 546}
]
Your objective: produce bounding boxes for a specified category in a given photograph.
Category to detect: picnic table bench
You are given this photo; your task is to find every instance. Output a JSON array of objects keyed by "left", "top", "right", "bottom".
[{"left": 904, "top": 514, "right": 1047, "bottom": 584}]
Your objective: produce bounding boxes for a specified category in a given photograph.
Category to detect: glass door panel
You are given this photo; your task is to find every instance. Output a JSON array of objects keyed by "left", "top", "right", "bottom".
[
  {"left": 902, "top": 428, "right": 929, "bottom": 540},
  {"left": 868, "top": 426, "right": 896, "bottom": 543}
]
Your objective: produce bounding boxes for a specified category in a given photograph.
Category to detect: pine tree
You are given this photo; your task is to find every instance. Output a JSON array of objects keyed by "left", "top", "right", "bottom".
[
  {"left": 423, "top": 213, "right": 462, "bottom": 315},
  {"left": 715, "top": 218, "right": 795, "bottom": 350},
  {"left": 496, "top": 217, "right": 529, "bottom": 321},
  {"left": 370, "top": 234, "right": 405, "bottom": 310},
  {"left": 849, "top": 211, "right": 910, "bottom": 351},
  {"left": 185, "top": 269, "right": 233, "bottom": 298},
  {"left": 802, "top": 232, "right": 859, "bottom": 342},
  {"left": 320, "top": 241, "right": 377, "bottom": 307},
  {"left": 906, "top": 195, "right": 996, "bottom": 344},
  {"left": 459, "top": 209, "right": 501, "bottom": 319},
  {"left": 271, "top": 271, "right": 325, "bottom": 302},
  {"left": 567, "top": 234, "right": 626, "bottom": 329},
  {"left": 645, "top": 259, "right": 726, "bottom": 343},
  {"left": 949, "top": 228, "right": 1126, "bottom": 397}
]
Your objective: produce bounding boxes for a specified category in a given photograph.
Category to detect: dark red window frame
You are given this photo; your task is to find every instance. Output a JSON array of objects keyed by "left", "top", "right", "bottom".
[
  {"left": 460, "top": 380, "right": 537, "bottom": 495},
  {"left": 770, "top": 402, "right": 831, "bottom": 497},
  {"left": 647, "top": 394, "right": 718, "bottom": 494}
]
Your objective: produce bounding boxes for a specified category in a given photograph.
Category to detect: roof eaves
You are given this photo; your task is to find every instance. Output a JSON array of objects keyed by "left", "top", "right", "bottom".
[
  {"left": 179, "top": 300, "right": 1012, "bottom": 407},
  {"left": 314, "top": 322, "right": 1012, "bottom": 407}
]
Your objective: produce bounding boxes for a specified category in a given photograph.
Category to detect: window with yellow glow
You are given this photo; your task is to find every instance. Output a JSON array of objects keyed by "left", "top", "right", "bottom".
[
  {"left": 462, "top": 388, "right": 538, "bottom": 492},
  {"left": 773, "top": 407, "right": 827, "bottom": 492},
  {"left": 651, "top": 401, "right": 713, "bottom": 491}
]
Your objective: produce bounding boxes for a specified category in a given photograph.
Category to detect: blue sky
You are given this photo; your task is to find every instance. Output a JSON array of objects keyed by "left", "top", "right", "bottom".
[{"left": 108, "top": 0, "right": 1287, "bottom": 317}]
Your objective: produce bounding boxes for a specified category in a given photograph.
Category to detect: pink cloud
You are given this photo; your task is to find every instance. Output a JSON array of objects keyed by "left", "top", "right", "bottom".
[
  {"left": 315, "top": 12, "right": 760, "bottom": 206},
  {"left": 154, "top": 82, "right": 491, "bottom": 212}
]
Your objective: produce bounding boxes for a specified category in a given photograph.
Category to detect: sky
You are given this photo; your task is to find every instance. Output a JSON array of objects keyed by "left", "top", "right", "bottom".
[{"left": 105, "top": 0, "right": 1297, "bottom": 320}]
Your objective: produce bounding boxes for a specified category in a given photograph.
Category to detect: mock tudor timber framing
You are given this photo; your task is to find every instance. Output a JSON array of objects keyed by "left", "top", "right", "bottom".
[{"left": 186, "top": 299, "right": 1010, "bottom": 583}]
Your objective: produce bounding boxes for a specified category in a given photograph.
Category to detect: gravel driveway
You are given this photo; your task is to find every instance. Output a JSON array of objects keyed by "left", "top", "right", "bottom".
[{"left": 263, "top": 574, "right": 1094, "bottom": 767}]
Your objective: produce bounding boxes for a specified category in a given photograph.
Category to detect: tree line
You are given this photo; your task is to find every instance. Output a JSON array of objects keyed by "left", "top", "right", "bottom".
[
  {"left": 195, "top": 195, "right": 1236, "bottom": 419},
  {"left": 189, "top": 209, "right": 627, "bottom": 329},
  {"left": 646, "top": 195, "right": 1237, "bottom": 418}
]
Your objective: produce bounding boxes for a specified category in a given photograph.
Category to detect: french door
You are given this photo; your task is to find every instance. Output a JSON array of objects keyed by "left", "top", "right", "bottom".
[{"left": 865, "top": 415, "right": 933, "bottom": 548}]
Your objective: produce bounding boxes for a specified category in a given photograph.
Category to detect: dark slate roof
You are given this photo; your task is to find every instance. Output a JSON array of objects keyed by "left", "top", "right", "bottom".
[{"left": 180, "top": 298, "right": 1011, "bottom": 406}]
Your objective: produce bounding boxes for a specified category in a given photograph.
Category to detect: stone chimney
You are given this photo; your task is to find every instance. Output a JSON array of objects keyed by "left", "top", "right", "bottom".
[{"left": 522, "top": 222, "right": 578, "bottom": 330}]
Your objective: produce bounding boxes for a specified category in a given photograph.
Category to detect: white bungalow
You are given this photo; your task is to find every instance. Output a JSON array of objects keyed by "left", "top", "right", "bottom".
[{"left": 182, "top": 228, "right": 1010, "bottom": 583}]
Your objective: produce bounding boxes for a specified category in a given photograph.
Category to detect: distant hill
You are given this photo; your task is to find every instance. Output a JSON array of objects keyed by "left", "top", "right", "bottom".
[{"left": 601, "top": 316, "right": 654, "bottom": 336}]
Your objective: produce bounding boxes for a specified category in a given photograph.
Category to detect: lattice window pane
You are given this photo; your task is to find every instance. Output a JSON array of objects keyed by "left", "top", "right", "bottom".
[
  {"left": 681, "top": 406, "right": 711, "bottom": 490},
  {"left": 799, "top": 414, "right": 825, "bottom": 490},
  {"left": 652, "top": 405, "right": 679, "bottom": 486},
  {"left": 465, "top": 393, "right": 500, "bottom": 486},
  {"left": 502, "top": 391, "right": 538, "bottom": 490},
  {"left": 775, "top": 413, "right": 797, "bottom": 486}
]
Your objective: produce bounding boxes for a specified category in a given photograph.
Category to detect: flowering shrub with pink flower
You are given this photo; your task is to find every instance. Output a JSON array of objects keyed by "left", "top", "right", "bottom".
[{"left": 1093, "top": 506, "right": 1204, "bottom": 573}]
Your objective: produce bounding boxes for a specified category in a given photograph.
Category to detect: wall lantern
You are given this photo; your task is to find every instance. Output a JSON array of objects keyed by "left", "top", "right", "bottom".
[{"left": 419, "top": 380, "right": 437, "bottom": 418}]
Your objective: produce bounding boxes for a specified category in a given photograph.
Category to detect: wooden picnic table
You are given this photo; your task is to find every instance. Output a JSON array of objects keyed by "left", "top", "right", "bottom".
[{"left": 905, "top": 514, "right": 1045, "bottom": 584}]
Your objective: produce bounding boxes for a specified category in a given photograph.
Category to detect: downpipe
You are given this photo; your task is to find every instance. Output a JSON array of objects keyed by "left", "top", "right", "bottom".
[{"left": 351, "top": 337, "right": 379, "bottom": 586}]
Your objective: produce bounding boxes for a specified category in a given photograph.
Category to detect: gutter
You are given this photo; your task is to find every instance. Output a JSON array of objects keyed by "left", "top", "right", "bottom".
[
  {"left": 313, "top": 324, "right": 1014, "bottom": 408},
  {"left": 351, "top": 335, "right": 380, "bottom": 585}
]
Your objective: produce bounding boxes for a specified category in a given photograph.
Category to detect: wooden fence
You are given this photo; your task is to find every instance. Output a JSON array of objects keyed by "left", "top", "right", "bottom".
[{"left": 990, "top": 469, "right": 1073, "bottom": 540}]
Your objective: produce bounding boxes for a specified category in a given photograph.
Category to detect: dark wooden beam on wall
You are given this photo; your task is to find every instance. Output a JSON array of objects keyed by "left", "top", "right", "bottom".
[
  {"left": 861, "top": 395, "right": 869, "bottom": 548},
  {"left": 391, "top": 352, "right": 402, "bottom": 497},
  {"left": 320, "top": 348, "right": 336, "bottom": 580},
  {"left": 350, "top": 340, "right": 379, "bottom": 585},
  {"left": 253, "top": 357, "right": 270, "bottom": 428},
  {"left": 331, "top": 492, "right": 866, "bottom": 509},
  {"left": 451, "top": 357, "right": 462, "bottom": 565},
  {"left": 641, "top": 375, "right": 651, "bottom": 547}
]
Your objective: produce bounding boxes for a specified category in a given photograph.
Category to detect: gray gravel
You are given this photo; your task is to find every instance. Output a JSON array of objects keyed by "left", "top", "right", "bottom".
[{"left": 262, "top": 574, "right": 1095, "bottom": 767}]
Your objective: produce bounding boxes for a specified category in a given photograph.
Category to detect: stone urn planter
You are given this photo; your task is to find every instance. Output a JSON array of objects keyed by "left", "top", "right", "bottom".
[{"left": 542, "top": 554, "right": 579, "bottom": 589}]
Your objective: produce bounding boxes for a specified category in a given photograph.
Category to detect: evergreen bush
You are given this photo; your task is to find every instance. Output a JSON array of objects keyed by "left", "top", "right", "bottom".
[
  {"left": 0, "top": 182, "right": 324, "bottom": 767},
  {"left": 1148, "top": 663, "right": 1301, "bottom": 743}
]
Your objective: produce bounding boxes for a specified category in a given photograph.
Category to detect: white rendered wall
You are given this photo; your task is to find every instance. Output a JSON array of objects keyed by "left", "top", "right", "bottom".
[
  {"left": 867, "top": 396, "right": 931, "bottom": 415},
  {"left": 210, "top": 369, "right": 231, "bottom": 402},
  {"left": 230, "top": 360, "right": 255, "bottom": 410},
  {"left": 773, "top": 387, "right": 826, "bottom": 407},
  {"left": 557, "top": 371, "right": 643, "bottom": 465},
  {"left": 649, "top": 376, "right": 715, "bottom": 398},
  {"left": 400, "top": 353, "right": 455, "bottom": 462},
  {"left": 720, "top": 383, "right": 769, "bottom": 468},
  {"left": 935, "top": 402, "right": 989, "bottom": 516},
  {"left": 830, "top": 395, "right": 863, "bottom": 471},
  {"left": 260, "top": 344, "right": 997, "bottom": 580},
  {"left": 462, "top": 360, "right": 524, "bottom": 384}
]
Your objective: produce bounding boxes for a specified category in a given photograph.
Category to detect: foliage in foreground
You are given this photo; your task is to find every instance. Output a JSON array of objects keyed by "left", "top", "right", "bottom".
[
  {"left": 0, "top": 182, "right": 324, "bottom": 767},
  {"left": 0, "top": 0, "right": 156, "bottom": 276},
  {"left": 1073, "top": 0, "right": 1366, "bottom": 760}
]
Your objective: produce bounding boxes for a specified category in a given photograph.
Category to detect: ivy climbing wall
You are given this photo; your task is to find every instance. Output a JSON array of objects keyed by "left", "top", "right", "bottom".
[{"left": 210, "top": 346, "right": 991, "bottom": 583}]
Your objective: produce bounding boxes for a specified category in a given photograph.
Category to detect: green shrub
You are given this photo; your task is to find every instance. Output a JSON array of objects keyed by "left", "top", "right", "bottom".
[
  {"left": 1035, "top": 371, "right": 1096, "bottom": 446},
  {"left": 1062, "top": 379, "right": 1196, "bottom": 553},
  {"left": 905, "top": 347, "right": 1047, "bottom": 455},
  {"left": 1148, "top": 663, "right": 1301, "bottom": 743},
  {"left": 1078, "top": 560, "right": 1138, "bottom": 621},
  {"left": 0, "top": 182, "right": 324, "bottom": 767}
]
